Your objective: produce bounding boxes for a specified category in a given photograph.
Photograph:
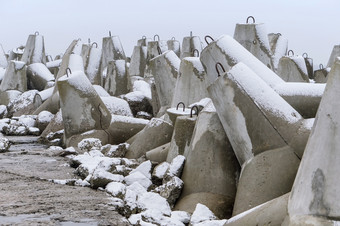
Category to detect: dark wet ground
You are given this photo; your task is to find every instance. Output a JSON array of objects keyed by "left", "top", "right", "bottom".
[{"left": 0, "top": 136, "right": 129, "bottom": 226}]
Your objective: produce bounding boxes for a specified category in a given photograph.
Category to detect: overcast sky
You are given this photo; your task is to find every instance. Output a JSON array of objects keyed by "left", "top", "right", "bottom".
[{"left": 1, "top": 0, "right": 339, "bottom": 67}]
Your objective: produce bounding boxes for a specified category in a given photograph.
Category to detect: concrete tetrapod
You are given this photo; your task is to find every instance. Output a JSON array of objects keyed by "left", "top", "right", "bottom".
[
  {"left": 287, "top": 58, "right": 340, "bottom": 223},
  {"left": 200, "top": 35, "right": 324, "bottom": 118},
  {"left": 314, "top": 67, "right": 330, "bottom": 83},
  {"left": 149, "top": 50, "right": 180, "bottom": 116},
  {"left": 0, "top": 44, "right": 8, "bottom": 68},
  {"left": 21, "top": 32, "right": 46, "bottom": 65},
  {"left": 234, "top": 21, "right": 274, "bottom": 70},
  {"left": 128, "top": 45, "right": 147, "bottom": 77},
  {"left": 180, "top": 36, "right": 202, "bottom": 59},
  {"left": 34, "top": 40, "right": 84, "bottom": 114},
  {"left": 268, "top": 32, "right": 288, "bottom": 72},
  {"left": 0, "top": 60, "right": 27, "bottom": 93},
  {"left": 167, "top": 38, "right": 181, "bottom": 58},
  {"left": 326, "top": 44, "right": 340, "bottom": 68},
  {"left": 104, "top": 60, "right": 128, "bottom": 96},
  {"left": 57, "top": 69, "right": 111, "bottom": 145},
  {"left": 100, "top": 35, "right": 126, "bottom": 82},
  {"left": 125, "top": 118, "right": 173, "bottom": 159},
  {"left": 232, "top": 146, "right": 300, "bottom": 215},
  {"left": 166, "top": 115, "right": 196, "bottom": 162},
  {"left": 85, "top": 43, "right": 102, "bottom": 85},
  {"left": 208, "top": 63, "right": 312, "bottom": 164},
  {"left": 175, "top": 102, "right": 240, "bottom": 219},
  {"left": 277, "top": 56, "right": 310, "bottom": 82},
  {"left": 225, "top": 193, "right": 289, "bottom": 226},
  {"left": 171, "top": 57, "right": 208, "bottom": 108},
  {"left": 27, "top": 63, "right": 55, "bottom": 91}
]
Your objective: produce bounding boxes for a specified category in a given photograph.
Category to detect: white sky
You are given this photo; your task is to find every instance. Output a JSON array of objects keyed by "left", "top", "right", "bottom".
[{"left": 1, "top": 0, "right": 339, "bottom": 67}]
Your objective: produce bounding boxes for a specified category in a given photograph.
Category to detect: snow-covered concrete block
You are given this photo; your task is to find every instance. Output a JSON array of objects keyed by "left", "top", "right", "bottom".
[
  {"left": 36, "top": 110, "right": 54, "bottom": 131},
  {"left": 125, "top": 171, "right": 152, "bottom": 190},
  {"left": 154, "top": 176, "right": 183, "bottom": 207},
  {"left": 106, "top": 181, "right": 126, "bottom": 199},
  {"left": 130, "top": 160, "right": 152, "bottom": 179},
  {"left": 78, "top": 138, "right": 102, "bottom": 152}
]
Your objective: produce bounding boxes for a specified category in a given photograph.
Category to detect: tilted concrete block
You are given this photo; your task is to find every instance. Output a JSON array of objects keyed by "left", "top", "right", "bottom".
[
  {"left": 0, "top": 60, "right": 27, "bottom": 92},
  {"left": 288, "top": 58, "right": 340, "bottom": 220},
  {"left": 326, "top": 44, "right": 340, "bottom": 68},
  {"left": 234, "top": 21, "right": 273, "bottom": 70},
  {"left": 208, "top": 63, "right": 311, "bottom": 165},
  {"left": 57, "top": 69, "right": 111, "bottom": 142},
  {"left": 149, "top": 50, "right": 180, "bottom": 115},
  {"left": 125, "top": 118, "right": 173, "bottom": 159},
  {"left": 167, "top": 38, "right": 181, "bottom": 58},
  {"left": 171, "top": 57, "right": 208, "bottom": 108},
  {"left": 232, "top": 146, "right": 299, "bottom": 216},
  {"left": 129, "top": 45, "right": 147, "bottom": 77},
  {"left": 201, "top": 34, "right": 324, "bottom": 118},
  {"left": 104, "top": 60, "right": 129, "bottom": 96},
  {"left": 21, "top": 32, "right": 46, "bottom": 65},
  {"left": 268, "top": 33, "right": 288, "bottom": 72},
  {"left": 277, "top": 56, "right": 310, "bottom": 82},
  {"left": 27, "top": 63, "right": 55, "bottom": 91},
  {"left": 180, "top": 36, "right": 202, "bottom": 59},
  {"left": 176, "top": 102, "right": 240, "bottom": 219},
  {"left": 85, "top": 43, "right": 102, "bottom": 85}
]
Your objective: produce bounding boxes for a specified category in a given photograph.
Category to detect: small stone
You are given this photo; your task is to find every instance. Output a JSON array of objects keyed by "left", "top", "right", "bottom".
[
  {"left": 78, "top": 138, "right": 102, "bottom": 152},
  {"left": 106, "top": 181, "right": 126, "bottom": 199},
  {"left": 153, "top": 176, "right": 183, "bottom": 207},
  {"left": 0, "top": 137, "right": 10, "bottom": 152},
  {"left": 164, "top": 155, "right": 185, "bottom": 182},
  {"left": 28, "top": 127, "right": 40, "bottom": 135},
  {"left": 152, "top": 162, "right": 170, "bottom": 185}
]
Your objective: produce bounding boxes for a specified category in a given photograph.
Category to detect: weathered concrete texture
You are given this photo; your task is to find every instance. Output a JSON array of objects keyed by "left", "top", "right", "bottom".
[
  {"left": 167, "top": 39, "right": 181, "bottom": 58},
  {"left": 226, "top": 193, "right": 289, "bottom": 226},
  {"left": 21, "top": 33, "right": 46, "bottom": 65},
  {"left": 326, "top": 44, "right": 340, "bottom": 68},
  {"left": 57, "top": 70, "right": 111, "bottom": 142},
  {"left": 107, "top": 115, "right": 148, "bottom": 144},
  {"left": 84, "top": 44, "right": 102, "bottom": 85},
  {"left": 277, "top": 56, "right": 310, "bottom": 82},
  {"left": 0, "top": 44, "right": 8, "bottom": 68},
  {"left": 288, "top": 59, "right": 340, "bottom": 220},
  {"left": 0, "top": 90, "right": 22, "bottom": 106},
  {"left": 314, "top": 67, "right": 330, "bottom": 83},
  {"left": 166, "top": 116, "right": 196, "bottom": 162},
  {"left": 200, "top": 35, "right": 324, "bottom": 118},
  {"left": 232, "top": 146, "right": 299, "bottom": 216},
  {"left": 208, "top": 63, "right": 309, "bottom": 165},
  {"left": 171, "top": 57, "right": 208, "bottom": 108},
  {"left": 81, "top": 43, "right": 91, "bottom": 66},
  {"left": 166, "top": 108, "right": 191, "bottom": 126},
  {"left": 146, "top": 142, "right": 170, "bottom": 163},
  {"left": 234, "top": 23, "right": 273, "bottom": 70},
  {"left": 129, "top": 45, "right": 147, "bottom": 77},
  {"left": 150, "top": 82, "right": 161, "bottom": 116},
  {"left": 150, "top": 51, "right": 180, "bottom": 114},
  {"left": 0, "top": 60, "right": 27, "bottom": 92},
  {"left": 283, "top": 215, "right": 340, "bottom": 226},
  {"left": 268, "top": 33, "right": 288, "bottom": 72},
  {"left": 180, "top": 36, "right": 202, "bottom": 59},
  {"left": 176, "top": 103, "right": 240, "bottom": 219},
  {"left": 104, "top": 60, "right": 128, "bottom": 96},
  {"left": 27, "top": 63, "right": 55, "bottom": 91},
  {"left": 100, "top": 35, "right": 126, "bottom": 83},
  {"left": 125, "top": 118, "right": 173, "bottom": 159},
  {"left": 34, "top": 39, "right": 84, "bottom": 115}
]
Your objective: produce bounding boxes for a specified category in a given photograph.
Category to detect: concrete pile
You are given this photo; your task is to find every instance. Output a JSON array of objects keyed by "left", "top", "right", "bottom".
[{"left": 1, "top": 17, "right": 340, "bottom": 225}]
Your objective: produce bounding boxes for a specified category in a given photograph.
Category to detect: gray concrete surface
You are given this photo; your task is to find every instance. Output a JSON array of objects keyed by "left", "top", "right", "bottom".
[{"left": 0, "top": 135, "right": 129, "bottom": 225}]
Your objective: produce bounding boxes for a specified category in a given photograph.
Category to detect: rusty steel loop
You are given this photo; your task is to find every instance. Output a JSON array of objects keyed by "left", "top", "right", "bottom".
[
  {"left": 215, "top": 62, "right": 226, "bottom": 77},
  {"left": 78, "top": 38, "right": 81, "bottom": 41},
  {"left": 288, "top": 50, "right": 294, "bottom": 57},
  {"left": 171, "top": 37, "right": 175, "bottom": 40},
  {"left": 92, "top": 42, "right": 98, "bottom": 48},
  {"left": 142, "top": 35, "right": 147, "bottom": 40},
  {"left": 193, "top": 49, "right": 199, "bottom": 57},
  {"left": 302, "top": 53, "right": 308, "bottom": 58},
  {"left": 47, "top": 55, "right": 53, "bottom": 61},
  {"left": 246, "top": 16, "right": 255, "bottom": 24},
  {"left": 253, "top": 40, "right": 257, "bottom": 45},
  {"left": 277, "top": 33, "right": 282, "bottom": 36},
  {"left": 88, "top": 38, "right": 91, "bottom": 44},
  {"left": 34, "top": 31, "right": 39, "bottom": 36},
  {"left": 176, "top": 102, "right": 185, "bottom": 112},
  {"left": 204, "top": 35, "right": 214, "bottom": 45},
  {"left": 319, "top": 64, "right": 324, "bottom": 69},
  {"left": 154, "top": 34, "right": 160, "bottom": 41},
  {"left": 66, "top": 68, "right": 72, "bottom": 78},
  {"left": 190, "top": 105, "right": 199, "bottom": 118}
]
